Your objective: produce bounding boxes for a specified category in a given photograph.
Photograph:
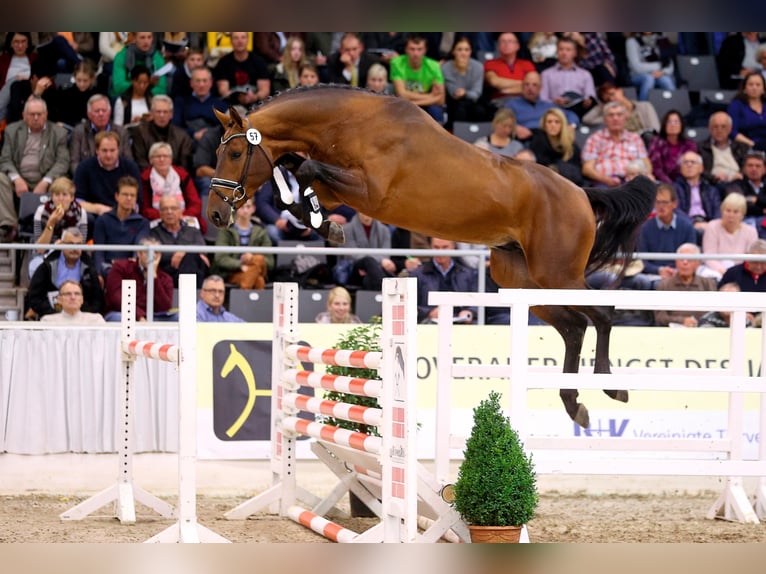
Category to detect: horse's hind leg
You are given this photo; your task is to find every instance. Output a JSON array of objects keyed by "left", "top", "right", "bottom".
[{"left": 572, "top": 303, "right": 628, "bottom": 404}]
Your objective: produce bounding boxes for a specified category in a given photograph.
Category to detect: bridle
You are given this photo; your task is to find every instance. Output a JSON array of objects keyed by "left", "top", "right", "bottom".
[{"left": 210, "top": 123, "right": 274, "bottom": 210}]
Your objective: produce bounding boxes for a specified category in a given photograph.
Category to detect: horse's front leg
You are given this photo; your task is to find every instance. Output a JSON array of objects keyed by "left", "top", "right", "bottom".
[{"left": 580, "top": 304, "right": 629, "bottom": 404}]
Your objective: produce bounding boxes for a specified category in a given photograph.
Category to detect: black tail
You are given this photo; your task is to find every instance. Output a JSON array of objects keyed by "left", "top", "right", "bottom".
[{"left": 583, "top": 174, "right": 656, "bottom": 271}]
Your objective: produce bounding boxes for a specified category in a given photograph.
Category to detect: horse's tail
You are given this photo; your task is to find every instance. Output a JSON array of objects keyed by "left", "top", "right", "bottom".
[{"left": 583, "top": 174, "right": 656, "bottom": 271}]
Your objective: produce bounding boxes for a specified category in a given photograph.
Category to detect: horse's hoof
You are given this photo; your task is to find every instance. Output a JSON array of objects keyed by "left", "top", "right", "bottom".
[
  {"left": 604, "top": 389, "right": 629, "bottom": 403},
  {"left": 327, "top": 222, "right": 345, "bottom": 244},
  {"left": 573, "top": 404, "right": 589, "bottom": 429}
]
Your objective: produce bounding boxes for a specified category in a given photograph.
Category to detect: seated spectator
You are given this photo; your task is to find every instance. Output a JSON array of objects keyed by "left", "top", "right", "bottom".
[
  {"left": 69, "top": 94, "right": 133, "bottom": 176},
  {"left": 701, "top": 192, "right": 757, "bottom": 279},
  {"left": 719, "top": 238, "right": 766, "bottom": 293},
  {"left": 168, "top": 47, "right": 206, "bottom": 101},
  {"left": 653, "top": 243, "right": 717, "bottom": 327},
  {"left": 210, "top": 197, "right": 273, "bottom": 290},
  {"left": 92, "top": 176, "right": 150, "bottom": 279},
  {"left": 172, "top": 66, "right": 227, "bottom": 144},
  {"left": 440, "top": 35, "right": 491, "bottom": 132},
  {"left": 625, "top": 32, "right": 677, "bottom": 101},
  {"left": 527, "top": 32, "right": 559, "bottom": 72},
  {"left": 29, "top": 176, "right": 87, "bottom": 279},
  {"left": 149, "top": 194, "right": 209, "bottom": 288},
  {"left": 271, "top": 36, "right": 307, "bottom": 93},
  {"left": 483, "top": 32, "right": 536, "bottom": 102},
  {"left": 698, "top": 283, "right": 754, "bottom": 327},
  {"left": 635, "top": 183, "right": 698, "bottom": 287},
  {"left": 48, "top": 60, "right": 98, "bottom": 128},
  {"left": 727, "top": 150, "right": 766, "bottom": 227},
  {"left": 139, "top": 141, "right": 205, "bottom": 233},
  {"left": 527, "top": 108, "right": 583, "bottom": 184},
  {"left": 326, "top": 32, "right": 379, "bottom": 88},
  {"left": 5, "top": 59, "right": 58, "bottom": 124},
  {"left": 0, "top": 32, "right": 35, "bottom": 123},
  {"left": 110, "top": 31, "right": 167, "bottom": 99},
  {"left": 410, "top": 237, "right": 478, "bottom": 324},
  {"left": 581, "top": 101, "right": 651, "bottom": 187},
  {"left": 473, "top": 108, "right": 524, "bottom": 158},
  {"left": 96, "top": 32, "right": 129, "bottom": 94},
  {"left": 390, "top": 34, "right": 445, "bottom": 125},
  {"left": 103, "top": 237, "right": 177, "bottom": 322},
  {"left": 365, "top": 62, "right": 393, "bottom": 95},
  {"left": 334, "top": 212, "right": 396, "bottom": 292},
  {"left": 0, "top": 96, "right": 69, "bottom": 242},
  {"left": 390, "top": 227, "right": 430, "bottom": 276},
  {"left": 582, "top": 81, "right": 660, "bottom": 135},
  {"left": 74, "top": 130, "right": 142, "bottom": 218},
  {"left": 540, "top": 36, "right": 597, "bottom": 119},
  {"left": 297, "top": 63, "right": 320, "bottom": 87},
  {"left": 196, "top": 275, "right": 244, "bottom": 323},
  {"left": 649, "top": 110, "right": 698, "bottom": 184},
  {"left": 213, "top": 31, "right": 271, "bottom": 105},
  {"left": 727, "top": 71, "right": 766, "bottom": 152},
  {"left": 699, "top": 111, "right": 750, "bottom": 190},
  {"left": 673, "top": 150, "right": 721, "bottom": 240},
  {"left": 513, "top": 148, "right": 537, "bottom": 162},
  {"left": 505, "top": 71, "right": 579, "bottom": 142},
  {"left": 561, "top": 32, "right": 617, "bottom": 88},
  {"left": 112, "top": 65, "right": 152, "bottom": 127},
  {"left": 315, "top": 286, "right": 361, "bottom": 324},
  {"left": 25, "top": 227, "right": 103, "bottom": 320},
  {"left": 717, "top": 33, "right": 765, "bottom": 90},
  {"left": 130, "top": 94, "right": 194, "bottom": 173},
  {"left": 39, "top": 279, "right": 105, "bottom": 324}
]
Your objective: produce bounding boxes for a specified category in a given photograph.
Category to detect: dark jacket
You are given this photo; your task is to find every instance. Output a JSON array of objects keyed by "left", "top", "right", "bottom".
[
  {"left": 410, "top": 259, "right": 478, "bottom": 323},
  {"left": 326, "top": 51, "right": 379, "bottom": 87},
  {"left": 211, "top": 219, "right": 274, "bottom": 276},
  {"left": 129, "top": 120, "right": 194, "bottom": 173},
  {"left": 27, "top": 250, "right": 104, "bottom": 317},
  {"left": 673, "top": 176, "right": 722, "bottom": 222},
  {"left": 104, "top": 258, "right": 174, "bottom": 318},
  {"left": 698, "top": 137, "right": 750, "bottom": 185}
]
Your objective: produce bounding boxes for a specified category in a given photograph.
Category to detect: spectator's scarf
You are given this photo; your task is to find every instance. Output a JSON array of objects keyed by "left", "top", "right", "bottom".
[{"left": 149, "top": 166, "right": 185, "bottom": 211}]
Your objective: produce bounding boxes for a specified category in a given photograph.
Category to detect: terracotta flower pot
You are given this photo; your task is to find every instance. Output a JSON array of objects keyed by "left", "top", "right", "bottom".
[{"left": 468, "top": 524, "right": 523, "bottom": 543}]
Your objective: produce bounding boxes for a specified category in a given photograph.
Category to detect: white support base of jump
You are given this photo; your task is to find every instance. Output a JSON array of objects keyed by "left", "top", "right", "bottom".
[
  {"left": 59, "top": 482, "right": 174, "bottom": 524},
  {"left": 753, "top": 478, "right": 766, "bottom": 520},
  {"left": 706, "top": 478, "right": 760, "bottom": 523}
]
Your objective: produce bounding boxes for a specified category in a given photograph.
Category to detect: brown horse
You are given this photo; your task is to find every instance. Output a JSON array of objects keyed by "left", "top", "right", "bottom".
[{"left": 209, "top": 85, "right": 655, "bottom": 428}]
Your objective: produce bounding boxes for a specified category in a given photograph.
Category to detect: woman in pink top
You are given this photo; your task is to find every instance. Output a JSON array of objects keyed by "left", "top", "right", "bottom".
[
  {"left": 648, "top": 109, "right": 698, "bottom": 183},
  {"left": 702, "top": 192, "right": 758, "bottom": 278}
]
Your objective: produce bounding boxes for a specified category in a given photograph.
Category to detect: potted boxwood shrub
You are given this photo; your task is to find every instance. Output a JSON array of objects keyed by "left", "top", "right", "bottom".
[
  {"left": 453, "top": 391, "right": 538, "bottom": 542},
  {"left": 322, "top": 320, "right": 381, "bottom": 517}
]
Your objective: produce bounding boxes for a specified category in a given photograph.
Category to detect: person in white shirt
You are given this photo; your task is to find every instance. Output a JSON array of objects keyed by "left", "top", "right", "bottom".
[{"left": 40, "top": 279, "right": 105, "bottom": 324}]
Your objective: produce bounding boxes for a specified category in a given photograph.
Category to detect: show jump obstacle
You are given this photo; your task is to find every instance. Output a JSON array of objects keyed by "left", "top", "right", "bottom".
[
  {"left": 60, "top": 274, "right": 229, "bottom": 543},
  {"left": 429, "top": 288, "right": 766, "bottom": 525},
  {"left": 224, "top": 278, "right": 468, "bottom": 543}
]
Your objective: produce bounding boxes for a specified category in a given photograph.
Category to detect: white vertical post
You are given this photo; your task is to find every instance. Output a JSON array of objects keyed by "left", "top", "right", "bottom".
[
  {"left": 508, "top": 290, "right": 530, "bottom": 439},
  {"left": 277, "top": 282, "right": 299, "bottom": 515},
  {"left": 379, "top": 277, "right": 418, "bottom": 542},
  {"left": 755, "top": 318, "right": 766, "bottom": 518},
  {"left": 434, "top": 301, "right": 455, "bottom": 484}
]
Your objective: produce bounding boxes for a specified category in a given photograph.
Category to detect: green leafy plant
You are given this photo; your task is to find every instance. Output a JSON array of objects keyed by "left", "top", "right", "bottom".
[
  {"left": 322, "top": 320, "right": 382, "bottom": 436},
  {"left": 453, "top": 391, "right": 538, "bottom": 526}
]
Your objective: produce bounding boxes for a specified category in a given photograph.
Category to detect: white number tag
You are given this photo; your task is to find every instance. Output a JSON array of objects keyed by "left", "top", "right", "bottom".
[{"left": 246, "top": 128, "right": 262, "bottom": 145}]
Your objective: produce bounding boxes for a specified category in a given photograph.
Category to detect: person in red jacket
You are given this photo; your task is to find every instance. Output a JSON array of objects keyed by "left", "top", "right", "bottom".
[{"left": 103, "top": 236, "right": 176, "bottom": 322}]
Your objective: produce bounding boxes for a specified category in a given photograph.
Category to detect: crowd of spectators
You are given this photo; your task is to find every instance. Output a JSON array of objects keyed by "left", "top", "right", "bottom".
[{"left": 1, "top": 32, "right": 765, "bottom": 325}]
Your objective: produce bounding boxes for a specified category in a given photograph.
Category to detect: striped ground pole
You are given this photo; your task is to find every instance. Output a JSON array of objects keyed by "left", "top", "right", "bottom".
[
  {"left": 286, "top": 345, "right": 382, "bottom": 369},
  {"left": 282, "top": 393, "right": 383, "bottom": 427},
  {"left": 287, "top": 506, "right": 358, "bottom": 543},
  {"left": 282, "top": 417, "right": 382, "bottom": 454},
  {"left": 283, "top": 369, "right": 382, "bottom": 398},
  {"left": 122, "top": 340, "right": 179, "bottom": 363}
]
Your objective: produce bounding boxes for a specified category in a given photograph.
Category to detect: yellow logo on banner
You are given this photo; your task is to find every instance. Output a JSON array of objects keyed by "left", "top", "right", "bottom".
[{"left": 220, "top": 343, "right": 271, "bottom": 438}]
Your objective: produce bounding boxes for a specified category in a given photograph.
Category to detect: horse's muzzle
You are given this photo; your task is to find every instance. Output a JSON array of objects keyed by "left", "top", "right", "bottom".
[{"left": 208, "top": 203, "right": 233, "bottom": 228}]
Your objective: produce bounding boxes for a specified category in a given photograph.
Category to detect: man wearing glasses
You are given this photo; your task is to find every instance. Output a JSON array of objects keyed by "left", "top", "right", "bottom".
[
  {"left": 39, "top": 280, "right": 105, "bottom": 324},
  {"left": 196, "top": 275, "right": 244, "bottom": 323}
]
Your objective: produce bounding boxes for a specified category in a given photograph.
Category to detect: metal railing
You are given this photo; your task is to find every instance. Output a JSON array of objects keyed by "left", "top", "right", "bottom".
[{"left": 4, "top": 240, "right": 766, "bottom": 323}]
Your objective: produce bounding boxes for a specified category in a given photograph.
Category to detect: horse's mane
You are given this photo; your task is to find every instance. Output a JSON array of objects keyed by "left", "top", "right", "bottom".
[{"left": 246, "top": 83, "right": 387, "bottom": 113}]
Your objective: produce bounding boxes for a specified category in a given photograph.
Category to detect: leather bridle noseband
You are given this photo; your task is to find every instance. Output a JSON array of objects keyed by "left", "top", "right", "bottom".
[{"left": 210, "top": 125, "right": 274, "bottom": 210}]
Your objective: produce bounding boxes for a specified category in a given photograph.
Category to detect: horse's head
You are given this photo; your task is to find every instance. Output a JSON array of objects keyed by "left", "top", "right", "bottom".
[{"left": 208, "top": 106, "right": 274, "bottom": 228}]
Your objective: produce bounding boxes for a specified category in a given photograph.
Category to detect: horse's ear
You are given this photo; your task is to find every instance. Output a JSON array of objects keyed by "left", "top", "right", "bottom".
[
  {"left": 214, "top": 107, "right": 231, "bottom": 128},
  {"left": 228, "top": 106, "right": 245, "bottom": 129}
]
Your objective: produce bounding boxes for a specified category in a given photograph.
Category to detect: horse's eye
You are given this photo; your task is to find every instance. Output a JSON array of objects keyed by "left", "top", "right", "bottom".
[{"left": 231, "top": 151, "right": 242, "bottom": 160}]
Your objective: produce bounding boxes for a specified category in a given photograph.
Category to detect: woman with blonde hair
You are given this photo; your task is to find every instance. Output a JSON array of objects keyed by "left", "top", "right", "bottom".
[
  {"left": 315, "top": 286, "right": 362, "bottom": 324},
  {"left": 702, "top": 192, "right": 758, "bottom": 278},
  {"left": 527, "top": 107, "right": 583, "bottom": 184},
  {"left": 272, "top": 36, "right": 307, "bottom": 93},
  {"left": 473, "top": 108, "right": 523, "bottom": 158}
]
